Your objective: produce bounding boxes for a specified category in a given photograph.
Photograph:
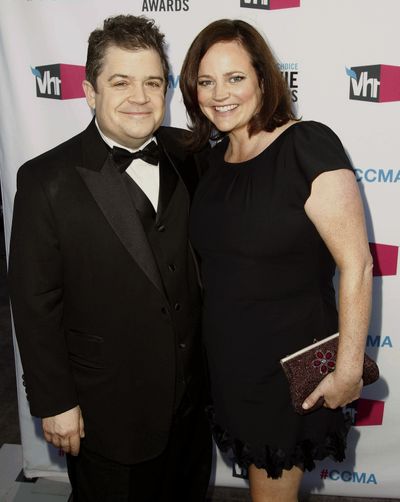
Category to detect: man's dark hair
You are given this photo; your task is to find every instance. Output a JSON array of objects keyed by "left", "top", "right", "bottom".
[
  {"left": 180, "top": 19, "right": 297, "bottom": 151},
  {"left": 86, "top": 15, "right": 169, "bottom": 92}
]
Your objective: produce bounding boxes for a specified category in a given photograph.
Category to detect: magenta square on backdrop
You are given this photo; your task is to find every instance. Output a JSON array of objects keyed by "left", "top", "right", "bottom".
[
  {"left": 355, "top": 399, "right": 385, "bottom": 426},
  {"left": 60, "top": 64, "right": 86, "bottom": 100},
  {"left": 270, "top": 0, "right": 300, "bottom": 8},
  {"left": 379, "top": 65, "right": 400, "bottom": 102},
  {"left": 369, "top": 243, "right": 398, "bottom": 276}
]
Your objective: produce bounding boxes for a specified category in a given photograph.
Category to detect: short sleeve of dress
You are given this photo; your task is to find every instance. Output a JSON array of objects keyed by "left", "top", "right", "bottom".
[{"left": 292, "top": 121, "right": 354, "bottom": 199}]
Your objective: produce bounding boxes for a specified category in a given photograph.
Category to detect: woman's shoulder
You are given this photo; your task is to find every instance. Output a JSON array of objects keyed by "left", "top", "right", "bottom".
[
  {"left": 285, "top": 120, "right": 342, "bottom": 141},
  {"left": 283, "top": 120, "right": 348, "bottom": 158},
  {"left": 283, "top": 120, "right": 353, "bottom": 184}
]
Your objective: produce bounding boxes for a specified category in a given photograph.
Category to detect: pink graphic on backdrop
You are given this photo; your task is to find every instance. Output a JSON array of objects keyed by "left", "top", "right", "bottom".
[
  {"left": 369, "top": 243, "right": 398, "bottom": 276},
  {"left": 59, "top": 64, "right": 86, "bottom": 99},
  {"left": 379, "top": 65, "right": 400, "bottom": 102},
  {"left": 354, "top": 399, "right": 385, "bottom": 427},
  {"left": 270, "top": 0, "right": 300, "bottom": 8}
]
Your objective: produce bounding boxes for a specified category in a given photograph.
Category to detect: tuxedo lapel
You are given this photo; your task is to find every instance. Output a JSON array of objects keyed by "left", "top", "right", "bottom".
[
  {"left": 156, "top": 145, "right": 178, "bottom": 222},
  {"left": 156, "top": 127, "right": 200, "bottom": 204},
  {"left": 76, "top": 120, "right": 166, "bottom": 299}
]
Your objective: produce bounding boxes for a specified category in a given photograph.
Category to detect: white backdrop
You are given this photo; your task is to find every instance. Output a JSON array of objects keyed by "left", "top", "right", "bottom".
[{"left": 0, "top": 0, "right": 399, "bottom": 497}]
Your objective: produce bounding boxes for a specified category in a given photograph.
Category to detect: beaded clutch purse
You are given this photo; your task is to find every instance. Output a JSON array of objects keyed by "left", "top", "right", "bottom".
[{"left": 280, "top": 333, "right": 380, "bottom": 415}]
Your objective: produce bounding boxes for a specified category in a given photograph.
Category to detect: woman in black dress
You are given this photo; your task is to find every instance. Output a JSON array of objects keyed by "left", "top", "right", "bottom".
[{"left": 180, "top": 20, "right": 373, "bottom": 501}]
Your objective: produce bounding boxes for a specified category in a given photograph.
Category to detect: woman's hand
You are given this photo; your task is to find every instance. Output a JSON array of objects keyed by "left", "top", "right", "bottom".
[{"left": 302, "top": 371, "right": 363, "bottom": 411}]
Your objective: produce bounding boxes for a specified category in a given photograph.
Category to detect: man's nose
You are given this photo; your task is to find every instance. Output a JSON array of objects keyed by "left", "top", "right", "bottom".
[{"left": 127, "top": 84, "right": 149, "bottom": 104}]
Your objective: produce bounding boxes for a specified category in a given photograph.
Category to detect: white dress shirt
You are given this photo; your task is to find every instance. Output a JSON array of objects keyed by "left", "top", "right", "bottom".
[{"left": 95, "top": 120, "right": 160, "bottom": 211}]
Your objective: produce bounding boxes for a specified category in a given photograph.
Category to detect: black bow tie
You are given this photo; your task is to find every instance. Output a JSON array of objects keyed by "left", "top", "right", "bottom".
[{"left": 112, "top": 140, "right": 160, "bottom": 172}]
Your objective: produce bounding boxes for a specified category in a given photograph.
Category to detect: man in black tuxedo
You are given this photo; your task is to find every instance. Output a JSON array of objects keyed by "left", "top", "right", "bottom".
[{"left": 8, "top": 15, "right": 211, "bottom": 501}]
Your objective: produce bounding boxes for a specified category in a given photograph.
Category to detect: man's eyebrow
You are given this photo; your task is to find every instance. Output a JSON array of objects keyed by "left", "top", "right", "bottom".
[
  {"left": 108, "top": 73, "right": 129, "bottom": 81},
  {"left": 107, "top": 74, "right": 165, "bottom": 82}
]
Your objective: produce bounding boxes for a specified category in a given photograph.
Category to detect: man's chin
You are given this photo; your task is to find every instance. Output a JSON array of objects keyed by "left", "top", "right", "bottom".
[
  {"left": 130, "top": 125, "right": 163, "bottom": 139},
  {"left": 119, "top": 132, "right": 156, "bottom": 149}
]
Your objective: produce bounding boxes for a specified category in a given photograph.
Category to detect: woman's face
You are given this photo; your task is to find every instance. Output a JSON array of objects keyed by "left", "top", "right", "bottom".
[{"left": 197, "top": 40, "right": 262, "bottom": 137}]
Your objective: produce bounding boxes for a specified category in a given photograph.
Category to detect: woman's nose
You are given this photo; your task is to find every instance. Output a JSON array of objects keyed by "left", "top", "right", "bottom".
[{"left": 212, "top": 81, "right": 230, "bottom": 101}]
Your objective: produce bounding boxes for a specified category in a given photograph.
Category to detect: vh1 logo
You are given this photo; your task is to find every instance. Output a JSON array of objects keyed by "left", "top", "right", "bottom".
[
  {"left": 369, "top": 243, "right": 399, "bottom": 276},
  {"left": 347, "top": 65, "right": 400, "bottom": 102},
  {"left": 31, "top": 64, "right": 86, "bottom": 100},
  {"left": 240, "top": 0, "right": 300, "bottom": 10}
]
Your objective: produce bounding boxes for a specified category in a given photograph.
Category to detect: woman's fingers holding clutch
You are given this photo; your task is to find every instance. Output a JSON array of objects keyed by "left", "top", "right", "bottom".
[
  {"left": 302, "top": 379, "right": 327, "bottom": 411},
  {"left": 302, "top": 372, "right": 363, "bottom": 411}
]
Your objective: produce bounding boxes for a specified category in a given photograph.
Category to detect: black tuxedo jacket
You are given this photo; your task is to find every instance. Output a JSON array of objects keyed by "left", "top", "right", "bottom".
[{"left": 8, "top": 119, "right": 205, "bottom": 464}]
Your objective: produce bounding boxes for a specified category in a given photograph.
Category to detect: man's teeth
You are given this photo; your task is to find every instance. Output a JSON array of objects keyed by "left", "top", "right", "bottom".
[{"left": 215, "top": 105, "right": 237, "bottom": 112}]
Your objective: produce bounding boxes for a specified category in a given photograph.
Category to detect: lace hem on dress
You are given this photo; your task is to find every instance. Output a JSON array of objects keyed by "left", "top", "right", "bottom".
[{"left": 206, "top": 406, "right": 351, "bottom": 479}]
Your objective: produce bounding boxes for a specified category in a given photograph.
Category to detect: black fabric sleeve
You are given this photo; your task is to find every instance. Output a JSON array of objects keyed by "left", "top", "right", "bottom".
[
  {"left": 8, "top": 164, "right": 78, "bottom": 418},
  {"left": 292, "top": 121, "right": 354, "bottom": 202}
]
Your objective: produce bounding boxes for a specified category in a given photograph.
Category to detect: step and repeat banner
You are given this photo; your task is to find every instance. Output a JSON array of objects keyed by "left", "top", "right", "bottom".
[{"left": 0, "top": 0, "right": 399, "bottom": 497}]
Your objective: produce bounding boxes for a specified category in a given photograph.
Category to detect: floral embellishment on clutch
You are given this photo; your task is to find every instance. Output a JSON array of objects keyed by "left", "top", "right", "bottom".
[{"left": 312, "top": 350, "right": 336, "bottom": 375}]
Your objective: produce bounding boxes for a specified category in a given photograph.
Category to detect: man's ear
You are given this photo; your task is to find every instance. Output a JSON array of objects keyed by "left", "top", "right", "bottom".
[{"left": 82, "top": 80, "right": 96, "bottom": 109}]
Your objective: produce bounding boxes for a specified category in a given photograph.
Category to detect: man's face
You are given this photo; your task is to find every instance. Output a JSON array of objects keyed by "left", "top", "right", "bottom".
[{"left": 83, "top": 45, "right": 166, "bottom": 149}]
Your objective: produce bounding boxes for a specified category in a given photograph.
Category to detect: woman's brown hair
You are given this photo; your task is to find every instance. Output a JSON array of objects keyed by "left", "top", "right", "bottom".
[{"left": 180, "top": 19, "right": 296, "bottom": 151}]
